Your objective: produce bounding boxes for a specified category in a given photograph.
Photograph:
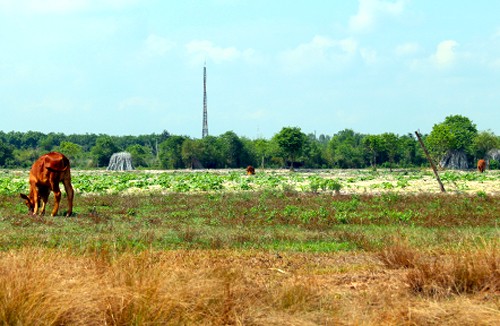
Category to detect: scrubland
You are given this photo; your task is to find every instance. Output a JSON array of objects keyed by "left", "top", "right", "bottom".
[{"left": 0, "top": 169, "right": 498, "bottom": 325}]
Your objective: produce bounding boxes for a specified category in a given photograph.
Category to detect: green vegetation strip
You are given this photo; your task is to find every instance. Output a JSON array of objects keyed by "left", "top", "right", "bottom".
[
  {"left": 1, "top": 188, "right": 498, "bottom": 253},
  {"left": 2, "top": 169, "right": 500, "bottom": 196}
]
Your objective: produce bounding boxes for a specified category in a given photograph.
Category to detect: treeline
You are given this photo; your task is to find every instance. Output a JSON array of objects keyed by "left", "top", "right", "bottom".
[{"left": 0, "top": 115, "right": 499, "bottom": 170}]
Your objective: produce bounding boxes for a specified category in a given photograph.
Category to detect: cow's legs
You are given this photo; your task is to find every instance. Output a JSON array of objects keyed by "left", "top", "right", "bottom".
[
  {"left": 32, "top": 184, "right": 40, "bottom": 215},
  {"left": 51, "top": 183, "right": 61, "bottom": 216},
  {"left": 51, "top": 191, "right": 61, "bottom": 216},
  {"left": 39, "top": 197, "right": 46, "bottom": 215},
  {"left": 38, "top": 188, "right": 50, "bottom": 215},
  {"left": 62, "top": 178, "right": 74, "bottom": 217},
  {"left": 39, "top": 187, "right": 50, "bottom": 215}
]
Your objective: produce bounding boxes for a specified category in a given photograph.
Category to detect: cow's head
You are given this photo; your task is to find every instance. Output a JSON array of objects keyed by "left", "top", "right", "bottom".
[{"left": 19, "top": 193, "right": 35, "bottom": 214}]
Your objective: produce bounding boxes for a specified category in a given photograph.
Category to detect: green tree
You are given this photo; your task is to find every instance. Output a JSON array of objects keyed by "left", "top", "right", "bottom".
[
  {"left": 380, "top": 132, "right": 399, "bottom": 169},
  {"left": 159, "top": 136, "right": 187, "bottom": 169},
  {"left": 426, "top": 115, "right": 478, "bottom": 160},
  {"left": 40, "top": 132, "right": 65, "bottom": 151},
  {"left": 473, "top": 130, "right": 499, "bottom": 159},
  {"left": 303, "top": 133, "right": 326, "bottom": 168},
  {"left": 218, "top": 131, "right": 245, "bottom": 168},
  {"left": 327, "top": 129, "right": 365, "bottom": 168},
  {"left": 59, "top": 141, "right": 83, "bottom": 161},
  {"left": 13, "top": 148, "right": 42, "bottom": 168},
  {"left": 239, "top": 137, "right": 258, "bottom": 167},
  {"left": 67, "top": 133, "right": 98, "bottom": 152},
  {"left": 253, "top": 138, "right": 271, "bottom": 168},
  {"left": 273, "top": 127, "right": 306, "bottom": 170},
  {"left": 126, "top": 144, "right": 152, "bottom": 168},
  {"left": 318, "top": 134, "right": 331, "bottom": 147},
  {"left": 0, "top": 141, "right": 15, "bottom": 167},
  {"left": 181, "top": 138, "right": 204, "bottom": 169},
  {"left": 199, "top": 136, "right": 223, "bottom": 168},
  {"left": 398, "top": 133, "right": 420, "bottom": 166},
  {"left": 21, "top": 131, "right": 45, "bottom": 149},
  {"left": 91, "top": 136, "right": 120, "bottom": 167},
  {"left": 3, "top": 131, "right": 23, "bottom": 148},
  {"left": 362, "top": 134, "right": 384, "bottom": 169}
]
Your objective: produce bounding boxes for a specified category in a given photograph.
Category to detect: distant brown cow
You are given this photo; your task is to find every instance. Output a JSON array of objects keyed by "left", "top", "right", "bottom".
[
  {"left": 246, "top": 165, "right": 255, "bottom": 175},
  {"left": 477, "top": 159, "right": 486, "bottom": 173},
  {"left": 20, "top": 152, "right": 74, "bottom": 216}
]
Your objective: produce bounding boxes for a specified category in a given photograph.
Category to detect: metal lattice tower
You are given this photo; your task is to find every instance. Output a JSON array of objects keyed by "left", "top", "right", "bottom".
[{"left": 202, "top": 64, "right": 208, "bottom": 138}]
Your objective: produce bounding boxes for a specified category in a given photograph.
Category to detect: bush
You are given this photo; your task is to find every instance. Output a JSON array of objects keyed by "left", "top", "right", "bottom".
[{"left": 489, "top": 159, "right": 499, "bottom": 170}]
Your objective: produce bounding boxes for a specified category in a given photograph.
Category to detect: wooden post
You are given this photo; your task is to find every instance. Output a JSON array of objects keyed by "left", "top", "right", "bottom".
[{"left": 415, "top": 131, "right": 446, "bottom": 193}]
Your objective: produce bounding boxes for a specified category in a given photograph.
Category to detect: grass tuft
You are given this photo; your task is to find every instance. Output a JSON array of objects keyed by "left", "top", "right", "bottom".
[
  {"left": 407, "top": 244, "right": 499, "bottom": 297},
  {"left": 378, "top": 237, "right": 420, "bottom": 269}
]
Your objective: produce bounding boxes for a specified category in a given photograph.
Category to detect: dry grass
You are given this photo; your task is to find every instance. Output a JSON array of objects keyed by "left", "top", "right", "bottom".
[
  {"left": 379, "top": 240, "right": 499, "bottom": 297},
  {"left": 407, "top": 245, "right": 499, "bottom": 297},
  {"left": 0, "top": 248, "right": 498, "bottom": 325},
  {"left": 378, "top": 237, "right": 420, "bottom": 269}
]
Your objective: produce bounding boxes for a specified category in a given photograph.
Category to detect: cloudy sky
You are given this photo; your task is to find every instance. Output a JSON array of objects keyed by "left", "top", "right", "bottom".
[{"left": 1, "top": 0, "right": 499, "bottom": 139}]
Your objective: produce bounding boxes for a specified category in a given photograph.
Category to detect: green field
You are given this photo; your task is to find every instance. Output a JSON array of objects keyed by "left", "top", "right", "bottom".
[
  {"left": 3, "top": 168, "right": 500, "bottom": 196},
  {"left": 0, "top": 169, "right": 498, "bottom": 325}
]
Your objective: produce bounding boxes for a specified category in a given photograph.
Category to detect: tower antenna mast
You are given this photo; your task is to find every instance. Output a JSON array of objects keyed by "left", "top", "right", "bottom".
[{"left": 202, "top": 62, "right": 208, "bottom": 138}]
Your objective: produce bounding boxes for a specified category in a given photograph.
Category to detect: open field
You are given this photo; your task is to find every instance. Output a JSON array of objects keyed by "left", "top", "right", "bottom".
[
  {"left": 0, "top": 169, "right": 499, "bottom": 325},
  {"left": 3, "top": 168, "right": 500, "bottom": 196}
]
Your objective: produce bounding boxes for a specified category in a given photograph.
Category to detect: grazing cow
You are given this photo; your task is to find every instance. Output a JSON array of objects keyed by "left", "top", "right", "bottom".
[
  {"left": 477, "top": 159, "right": 486, "bottom": 173},
  {"left": 20, "top": 152, "right": 74, "bottom": 216},
  {"left": 246, "top": 165, "right": 255, "bottom": 175}
]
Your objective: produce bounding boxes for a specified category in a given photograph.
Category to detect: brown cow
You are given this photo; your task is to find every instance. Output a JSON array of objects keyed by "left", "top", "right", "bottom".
[
  {"left": 477, "top": 159, "right": 486, "bottom": 173},
  {"left": 246, "top": 165, "right": 255, "bottom": 175},
  {"left": 20, "top": 152, "right": 74, "bottom": 216}
]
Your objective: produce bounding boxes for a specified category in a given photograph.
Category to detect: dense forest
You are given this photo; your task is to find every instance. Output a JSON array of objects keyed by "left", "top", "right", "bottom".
[{"left": 0, "top": 115, "right": 499, "bottom": 170}]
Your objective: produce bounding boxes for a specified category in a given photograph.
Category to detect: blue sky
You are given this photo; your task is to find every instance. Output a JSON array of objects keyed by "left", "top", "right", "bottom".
[{"left": 1, "top": 0, "right": 499, "bottom": 139}]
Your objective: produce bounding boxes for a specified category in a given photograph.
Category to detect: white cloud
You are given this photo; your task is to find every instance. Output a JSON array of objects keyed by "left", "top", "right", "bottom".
[
  {"left": 395, "top": 42, "right": 420, "bottom": 56},
  {"left": 349, "top": 0, "right": 405, "bottom": 33},
  {"left": 431, "top": 40, "right": 459, "bottom": 69},
  {"left": 406, "top": 40, "right": 460, "bottom": 72},
  {"left": 185, "top": 40, "right": 256, "bottom": 65},
  {"left": 141, "top": 34, "right": 175, "bottom": 58},
  {"left": 280, "top": 36, "right": 358, "bottom": 73}
]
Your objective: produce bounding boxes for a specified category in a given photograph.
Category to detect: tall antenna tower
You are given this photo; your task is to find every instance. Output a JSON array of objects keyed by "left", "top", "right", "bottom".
[{"left": 202, "top": 63, "right": 208, "bottom": 138}]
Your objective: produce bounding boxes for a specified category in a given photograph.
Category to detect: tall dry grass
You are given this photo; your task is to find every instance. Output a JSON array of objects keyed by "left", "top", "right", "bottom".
[
  {"left": 379, "top": 240, "right": 499, "bottom": 297},
  {"left": 0, "top": 249, "right": 332, "bottom": 325},
  {"left": 0, "top": 248, "right": 498, "bottom": 325},
  {"left": 407, "top": 245, "right": 499, "bottom": 297}
]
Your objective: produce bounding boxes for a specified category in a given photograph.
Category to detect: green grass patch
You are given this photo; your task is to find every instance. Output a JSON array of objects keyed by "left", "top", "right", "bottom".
[{"left": 1, "top": 189, "right": 498, "bottom": 253}]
